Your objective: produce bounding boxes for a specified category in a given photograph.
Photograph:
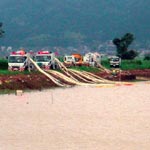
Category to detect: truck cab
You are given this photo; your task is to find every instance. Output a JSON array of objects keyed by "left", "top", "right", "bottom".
[
  {"left": 71, "top": 53, "right": 83, "bottom": 66},
  {"left": 63, "top": 53, "right": 83, "bottom": 67},
  {"left": 64, "top": 55, "right": 75, "bottom": 63},
  {"left": 8, "top": 50, "right": 28, "bottom": 71},
  {"left": 83, "top": 52, "right": 101, "bottom": 67},
  {"left": 109, "top": 56, "right": 121, "bottom": 68},
  {"left": 63, "top": 55, "right": 75, "bottom": 67},
  {"left": 35, "top": 51, "right": 56, "bottom": 69}
]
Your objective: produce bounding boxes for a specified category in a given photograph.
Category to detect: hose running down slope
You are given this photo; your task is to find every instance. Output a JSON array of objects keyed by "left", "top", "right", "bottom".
[{"left": 28, "top": 56, "right": 120, "bottom": 87}]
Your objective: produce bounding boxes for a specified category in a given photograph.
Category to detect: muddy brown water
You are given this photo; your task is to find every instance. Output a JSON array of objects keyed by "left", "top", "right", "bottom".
[{"left": 0, "top": 82, "right": 150, "bottom": 150}]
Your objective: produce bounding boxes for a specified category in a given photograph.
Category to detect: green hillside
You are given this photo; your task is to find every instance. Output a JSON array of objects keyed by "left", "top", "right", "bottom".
[{"left": 0, "top": 0, "right": 150, "bottom": 48}]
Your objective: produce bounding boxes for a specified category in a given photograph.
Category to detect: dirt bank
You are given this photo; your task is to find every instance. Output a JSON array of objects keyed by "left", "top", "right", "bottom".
[
  {"left": 0, "top": 82, "right": 150, "bottom": 150},
  {"left": 0, "top": 69, "right": 150, "bottom": 91}
]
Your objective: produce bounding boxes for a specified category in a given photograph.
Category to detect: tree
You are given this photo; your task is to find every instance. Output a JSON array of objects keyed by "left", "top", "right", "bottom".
[
  {"left": 0, "top": 22, "right": 5, "bottom": 37},
  {"left": 144, "top": 53, "right": 150, "bottom": 60},
  {"left": 121, "top": 50, "right": 138, "bottom": 59},
  {"left": 113, "top": 33, "right": 137, "bottom": 59}
]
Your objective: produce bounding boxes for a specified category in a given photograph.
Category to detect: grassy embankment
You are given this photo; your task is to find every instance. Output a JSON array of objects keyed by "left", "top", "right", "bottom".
[
  {"left": 0, "top": 58, "right": 150, "bottom": 75},
  {"left": 101, "top": 58, "right": 150, "bottom": 70},
  {"left": 0, "top": 58, "right": 100, "bottom": 75},
  {"left": 0, "top": 58, "right": 33, "bottom": 75}
]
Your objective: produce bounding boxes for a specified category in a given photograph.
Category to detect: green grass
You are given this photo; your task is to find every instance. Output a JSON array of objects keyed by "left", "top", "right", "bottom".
[
  {"left": 57, "top": 56, "right": 64, "bottom": 62},
  {"left": 101, "top": 59, "right": 110, "bottom": 69},
  {"left": 1, "top": 58, "right": 150, "bottom": 75},
  {"left": 0, "top": 70, "right": 34, "bottom": 75},
  {"left": 121, "top": 59, "right": 150, "bottom": 70},
  {"left": 101, "top": 58, "right": 150, "bottom": 70},
  {"left": 0, "top": 89, "right": 16, "bottom": 95},
  {"left": 70, "top": 66, "right": 100, "bottom": 72}
]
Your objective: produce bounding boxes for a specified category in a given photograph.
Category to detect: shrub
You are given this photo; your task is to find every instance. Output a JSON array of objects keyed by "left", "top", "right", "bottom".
[
  {"left": 144, "top": 53, "right": 150, "bottom": 60},
  {"left": 121, "top": 50, "right": 138, "bottom": 60},
  {"left": 101, "top": 59, "right": 110, "bottom": 69},
  {"left": 0, "top": 59, "right": 8, "bottom": 70},
  {"left": 135, "top": 60, "right": 142, "bottom": 65}
]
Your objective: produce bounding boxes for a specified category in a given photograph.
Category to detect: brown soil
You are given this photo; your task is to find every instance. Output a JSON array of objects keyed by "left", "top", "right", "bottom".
[
  {"left": 97, "top": 69, "right": 150, "bottom": 81},
  {"left": 0, "top": 74, "right": 57, "bottom": 91},
  {"left": 124, "top": 69, "right": 150, "bottom": 78},
  {"left": 0, "top": 69, "right": 150, "bottom": 91}
]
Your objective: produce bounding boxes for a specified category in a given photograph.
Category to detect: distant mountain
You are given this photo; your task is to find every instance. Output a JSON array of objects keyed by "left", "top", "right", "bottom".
[{"left": 0, "top": 0, "right": 150, "bottom": 49}]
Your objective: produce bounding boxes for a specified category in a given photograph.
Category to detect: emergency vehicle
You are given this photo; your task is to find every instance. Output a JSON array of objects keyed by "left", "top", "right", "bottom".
[
  {"left": 8, "top": 50, "right": 29, "bottom": 71},
  {"left": 34, "top": 51, "right": 57, "bottom": 69}
]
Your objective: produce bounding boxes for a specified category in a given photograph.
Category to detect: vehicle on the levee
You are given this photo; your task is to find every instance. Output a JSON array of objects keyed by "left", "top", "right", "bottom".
[
  {"left": 8, "top": 50, "right": 29, "bottom": 71},
  {"left": 109, "top": 56, "right": 121, "bottom": 68},
  {"left": 35, "top": 51, "right": 57, "bottom": 69}
]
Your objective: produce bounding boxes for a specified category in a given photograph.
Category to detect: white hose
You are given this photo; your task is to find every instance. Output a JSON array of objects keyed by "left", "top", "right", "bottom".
[{"left": 27, "top": 55, "right": 126, "bottom": 88}]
